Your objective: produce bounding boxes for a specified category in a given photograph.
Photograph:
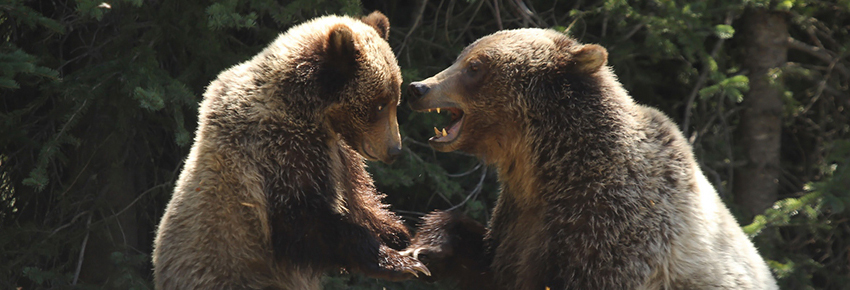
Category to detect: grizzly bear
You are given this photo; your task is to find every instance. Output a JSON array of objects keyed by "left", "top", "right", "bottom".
[
  {"left": 152, "top": 12, "right": 429, "bottom": 290},
  {"left": 404, "top": 29, "right": 777, "bottom": 289}
]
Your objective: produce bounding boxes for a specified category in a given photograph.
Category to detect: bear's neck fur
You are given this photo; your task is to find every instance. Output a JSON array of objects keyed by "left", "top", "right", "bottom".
[
  {"left": 491, "top": 69, "right": 641, "bottom": 206},
  {"left": 484, "top": 68, "right": 651, "bottom": 288}
]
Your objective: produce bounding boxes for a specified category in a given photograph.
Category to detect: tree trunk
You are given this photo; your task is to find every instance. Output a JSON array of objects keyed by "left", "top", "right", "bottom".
[{"left": 734, "top": 8, "right": 788, "bottom": 219}]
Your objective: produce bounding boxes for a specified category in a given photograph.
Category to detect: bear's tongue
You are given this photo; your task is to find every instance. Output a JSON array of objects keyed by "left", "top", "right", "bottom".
[{"left": 431, "top": 115, "right": 463, "bottom": 143}]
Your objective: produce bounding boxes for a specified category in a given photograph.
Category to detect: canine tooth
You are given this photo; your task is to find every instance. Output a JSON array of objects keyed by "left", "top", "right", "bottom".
[
  {"left": 436, "top": 108, "right": 441, "bottom": 114},
  {"left": 442, "top": 128, "right": 447, "bottom": 136},
  {"left": 434, "top": 127, "right": 440, "bottom": 136}
]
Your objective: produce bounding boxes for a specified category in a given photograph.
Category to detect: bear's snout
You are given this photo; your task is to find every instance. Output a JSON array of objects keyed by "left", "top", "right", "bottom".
[
  {"left": 386, "top": 144, "right": 402, "bottom": 163},
  {"left": 408, "top": 82, "right": 430, "bottom": 101}
]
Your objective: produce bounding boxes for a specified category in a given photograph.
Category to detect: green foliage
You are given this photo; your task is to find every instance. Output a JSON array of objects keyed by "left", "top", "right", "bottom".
[
  {"left": 699, "top": 74, "right": 749, "bottom": 102},
  {"left": 107, "top": 252, "right": 152, "bottom": 290},
  {"left": 0, "top": 48, "right": 59, "bottom": 89},
  {"left": 0, "top": 1, "right": 393, "bottom": 289},
  {"left": 743, "top": 190, "right": 822, "bottom": 237},
  {"left": 714, "top": 24, "right": 735, "bottom": 39},
  {"left": 745, "top": 140, "right": 850, "bottom": 288},
  {"left": 810, "top": 140, "right": 850, "bottom": 210},
  {"left": 2, "top": 0, "right": 848, "bottom": 289},
  {"left": 132, "top": 87, "right": 166, "bottom": 111},
  {"left": 21, "top": 266, "right": 71, "bottom": 286},
  {"left": 206, "top": 0, "right": 258, "bottom": 30},
  {"left": 1, "top": 1, "right": 65, "bottom": 33}
]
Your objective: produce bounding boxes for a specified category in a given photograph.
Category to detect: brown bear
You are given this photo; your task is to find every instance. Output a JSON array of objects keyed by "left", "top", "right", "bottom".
[
  {"left": 152, "top": 12, "right": 429, "bottom": 290},
  {"left": 404, "top": 29, "right": 777, "bottom": 289}
]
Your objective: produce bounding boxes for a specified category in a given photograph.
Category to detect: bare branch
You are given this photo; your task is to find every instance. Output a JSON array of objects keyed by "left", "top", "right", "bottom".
[
  {"left": 510, "top": 0, "right": 539, "bottom": 27},
  {"left": 798, "top": 58, "right": 838, "bottom": 116},
  {"left": 787, "top": 37, "right": 850, "bottom": 78},
  {"left": 445, "top": 0, "right": 455, "bottom": 43},
  {"left": 448, "top": 166, "right": 488, "bottom": 211},
  {"left": 618, "top": 22, "right": 645, "bottom": 42},
  {"left": 446, "top": 162, "right": 483, "bottom": 177},
  {"left": 682, "top": 13, "right": 732, "bottom": 137},
  {"left": 72, "top": 213, "right": 93, "bottom": 285},
  {"left": 491, "top": 0, "right": 503, "bottom": 30},
  {"left": 717, "top": 92, "right": 735, "bottom": 196},
  {"left": 91, "top": 182, "right": 170, "bottom": 227},
  {"left": 805, "top": 26, "right": 825, "bottom": 49},
  {"left": 397, "top": 0, "right": 429, "bottom": 56},
  {"left": 49, "top": 211, "right": 89, "bottom": 237},
  {"left": 453, "top": 0, "right": 486, "bottom": 46},
  {"left": 601, "top": 12, "right": 608, "bottom": 37},
  {"left": 430, "top": 0, "right": 445, "bottom": 40}
]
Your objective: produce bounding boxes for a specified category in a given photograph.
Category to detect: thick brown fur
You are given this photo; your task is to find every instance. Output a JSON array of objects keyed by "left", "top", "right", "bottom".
[
  {"left": 402, "top": 210, "right": 496, "bottom": 289},
  {"left": 405, "top": 29, "right": 777, "bottom": 289},
  {"left": 152, "top": 12, "right": 428, "bottom": 290}
]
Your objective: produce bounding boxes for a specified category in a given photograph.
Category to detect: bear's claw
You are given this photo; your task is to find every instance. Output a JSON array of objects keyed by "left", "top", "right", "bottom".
[{"left": 411, "top": 260, "right": 431, "bottom": 277}]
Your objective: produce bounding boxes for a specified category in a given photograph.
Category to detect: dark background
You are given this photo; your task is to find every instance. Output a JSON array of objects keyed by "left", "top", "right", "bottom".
[{"left": 2, "top": 0, "right": 848, "bottom": 289}]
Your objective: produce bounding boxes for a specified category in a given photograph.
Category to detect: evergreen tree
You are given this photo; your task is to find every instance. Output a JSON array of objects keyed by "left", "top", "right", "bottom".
[{"left": 2, "top": 0, "right": 848, "bottom": 289}]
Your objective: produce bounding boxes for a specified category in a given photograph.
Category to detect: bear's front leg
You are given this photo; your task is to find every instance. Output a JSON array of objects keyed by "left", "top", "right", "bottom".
[
  {"left": 267, "top": 196, "right": 429, "bottom": 282},
  {"left": 339, "top": 223, "right": 431, "bottom": 281},
  {"left": 401, "top": 210, "right": 499, "bottom": 289}
]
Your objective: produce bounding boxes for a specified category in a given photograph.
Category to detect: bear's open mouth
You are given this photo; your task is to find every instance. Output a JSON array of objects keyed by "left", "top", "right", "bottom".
[{"left": 425, "top": 107, "right": 464, "bottom": 143}]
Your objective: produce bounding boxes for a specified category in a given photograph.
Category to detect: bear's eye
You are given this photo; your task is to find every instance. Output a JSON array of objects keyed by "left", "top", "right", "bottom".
[
  {"left": 376, "top": 103, "right": 386, "bottom": 112},
  {"left": 466, "top": 59, "right": 483, "bottom": 76}
]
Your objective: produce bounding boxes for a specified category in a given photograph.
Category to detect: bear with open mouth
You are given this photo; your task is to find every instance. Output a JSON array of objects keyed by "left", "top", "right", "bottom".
[{"left": 403, "top": 29, "right": 777, "bottom": 290}]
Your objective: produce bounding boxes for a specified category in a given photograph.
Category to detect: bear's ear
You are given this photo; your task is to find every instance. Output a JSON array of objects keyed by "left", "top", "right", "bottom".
[
  {"left": 572, "top": 44, "right": 608, "bottom": 73},
  {"left": 361, "top": 11, "right": 390, "bottom": 40},
  {"left": 325, "top": 24, "right": 359, "bottom": 78}
]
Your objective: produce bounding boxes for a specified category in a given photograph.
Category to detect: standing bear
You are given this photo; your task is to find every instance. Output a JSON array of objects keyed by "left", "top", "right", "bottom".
[
  {"left": 404, "top": 29, "right": 777, "bottom": 289},
  {"left": 153, "top": 12, "right": 429, "bottom": 290}
]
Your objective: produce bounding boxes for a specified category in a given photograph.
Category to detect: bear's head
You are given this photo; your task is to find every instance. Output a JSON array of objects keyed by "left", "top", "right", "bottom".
[
  {"left": 407, "top": 29, "right": 608, "bottom": 161},
  {"left": 323, "top": 12, "right": 402, "bottom": 164},
  {"left": 265, "top": 11, "right": 402, "bottom": 164}
]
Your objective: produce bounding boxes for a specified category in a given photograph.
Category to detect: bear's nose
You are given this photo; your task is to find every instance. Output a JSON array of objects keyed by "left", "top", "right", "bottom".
[
  {"left": 408, "top": 82, "right": 430, "bottom": 100},
  {"left": 386, "top": 145, "right": 402, "bottom": 164}
]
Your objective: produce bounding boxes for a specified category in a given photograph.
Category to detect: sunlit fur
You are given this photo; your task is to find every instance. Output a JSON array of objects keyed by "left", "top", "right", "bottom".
[
  {"left": 408, "top": 29, "right": 777, "bottom": 289},
  {"left": 153, "top": 13, "right": 421, "bottom": 290}
]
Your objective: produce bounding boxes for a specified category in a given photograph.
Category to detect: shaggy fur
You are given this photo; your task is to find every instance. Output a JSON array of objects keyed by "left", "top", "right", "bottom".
[
  {"left": 404, "top": 29, "right": 777, "bottom": 289},
  {"left": 153, "top": 12, "right": 428, "bottom": 290},
  {"left": 403, "top": 210, "right": 496, "bottom": 290}
]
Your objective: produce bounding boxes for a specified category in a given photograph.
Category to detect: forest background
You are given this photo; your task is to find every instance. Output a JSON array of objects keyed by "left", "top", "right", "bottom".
[{"left": 2, "top": 0, "right": 849, "bottom": 289}]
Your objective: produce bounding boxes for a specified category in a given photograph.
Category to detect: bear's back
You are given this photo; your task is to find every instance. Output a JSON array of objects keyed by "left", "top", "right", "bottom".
[{"left": 634, "top": 105, "right": 777, "bottom": 289}]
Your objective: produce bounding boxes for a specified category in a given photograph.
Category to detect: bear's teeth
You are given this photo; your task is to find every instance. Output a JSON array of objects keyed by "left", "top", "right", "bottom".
[
  {"left": 442, "top": 128, "right": 447, "bottom": 136},
  {"left": 434, "top": 127, "right": 441, "bottom": 136},
  {"left": 436, "top": 108, "right": 441, "bottom": 114}
]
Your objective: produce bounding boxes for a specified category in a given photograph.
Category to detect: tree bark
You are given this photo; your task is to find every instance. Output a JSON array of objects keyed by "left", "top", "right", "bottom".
[{"left": 734, "top": 8, "right": 788, "bottom": 219}]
